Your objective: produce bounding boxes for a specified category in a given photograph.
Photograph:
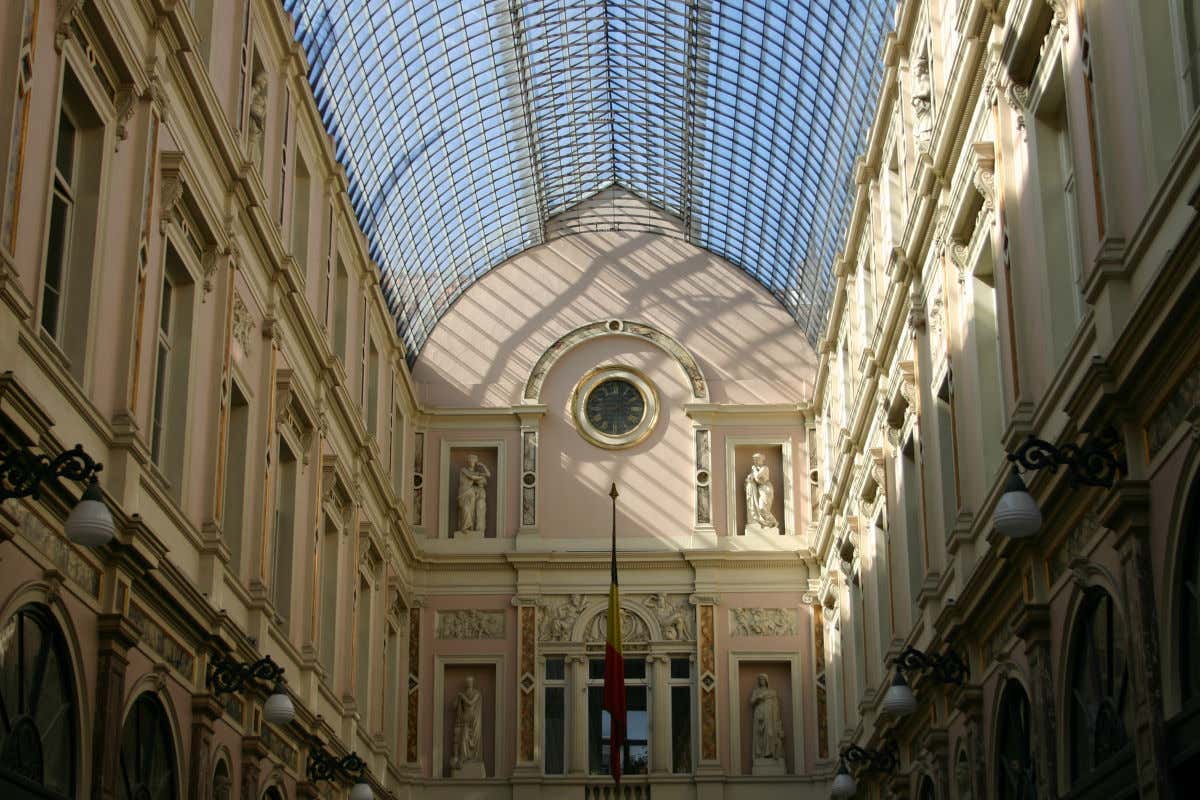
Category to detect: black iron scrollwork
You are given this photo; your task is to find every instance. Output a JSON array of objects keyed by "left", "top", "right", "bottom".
[
  {"left": 206, "top": 654, "right": 285, "bottom": 696},
  {"left": 307, "top": 747, "right": 366, "bottom": 783},
  {"left": 841, "top": 740, "right": 899, "bottom": 773},
  {"left": 1007, "top": 427, "right": 1125, "bottom": 488},
  {"left": 894, "top": 645, "right": 969, "bottom": 686},
  {"left": 0, "top": 442, "right": 103, "bottom": 501}
]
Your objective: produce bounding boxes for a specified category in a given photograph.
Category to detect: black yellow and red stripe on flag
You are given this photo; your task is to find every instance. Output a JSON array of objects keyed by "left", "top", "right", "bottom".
[{"left": 603, "top": 482, "right": 626, "bottom": 784}]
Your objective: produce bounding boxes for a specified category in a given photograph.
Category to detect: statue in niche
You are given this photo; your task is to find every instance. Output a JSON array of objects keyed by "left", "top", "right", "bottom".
[
  {"left": 745, "top": 453, "right": 779, "bottom": 531},
  {"left": 450, "top": 675, "right": 486, "bottom": 777},
  {"left": 750, "top": 673, "right": 786, "bottom": 774},
  {"left": 247, "top": 71, "right": 268, "bottom": 175},
  {"left": 455, "top": 454, "right": 490, "bottom": 538},
  {"left": 912, "top": 52, "right": 933, "bottom": 149}
]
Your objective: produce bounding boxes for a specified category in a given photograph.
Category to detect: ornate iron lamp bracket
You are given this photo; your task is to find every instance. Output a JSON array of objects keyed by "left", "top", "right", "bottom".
[
  {"left": 306, "top": 747, "right": 366, "bottom": 784},
  {"left": 841, "top": 740, "right": 899, "bottom": 773},
  {"left": 1006, "top": 427, "right": 1125, "bottom": 488},
  {"left": 206, "top": 653, "right": 285, "bottom": 697},
  {"left": 894, "top": 645, "right": 969, "bottom": 686},
  {"left": 0, "top": 442, "right": 103, "bottom": 501}
]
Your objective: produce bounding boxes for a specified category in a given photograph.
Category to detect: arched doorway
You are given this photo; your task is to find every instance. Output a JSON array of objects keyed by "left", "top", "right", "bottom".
[
  {"left": 994, "top": 678, "right": 1034, "bottom": 800},
  {"left": 0, "top": 604, "right": 78, "bottom": 798},
  {"left": 1067, "top": 588, "right": 1135, "bottom": 797},
  {"left": 118, "top": 692, "right": 177, "bottom": 800},
  {"left": 1172, "top": 469, "right": 1200, "bottom": 788}
]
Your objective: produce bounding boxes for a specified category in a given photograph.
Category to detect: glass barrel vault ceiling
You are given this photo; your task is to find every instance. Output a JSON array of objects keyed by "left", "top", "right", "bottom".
[{"left": 283, "top": 0, "right": 891, "bottom": 357}]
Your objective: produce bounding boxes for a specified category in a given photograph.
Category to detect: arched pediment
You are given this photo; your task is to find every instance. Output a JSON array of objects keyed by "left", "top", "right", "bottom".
[
  {"left": 523, "top": 319, "right": 708, "bottom": 403},
  {"left": 577, "top": 602, "right": 656, "bottom": 644}
]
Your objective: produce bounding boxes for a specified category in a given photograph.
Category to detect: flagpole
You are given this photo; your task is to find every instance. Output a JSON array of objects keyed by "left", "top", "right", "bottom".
[{"left": 604, "top": 481, "right": 625, "bottom": 784}]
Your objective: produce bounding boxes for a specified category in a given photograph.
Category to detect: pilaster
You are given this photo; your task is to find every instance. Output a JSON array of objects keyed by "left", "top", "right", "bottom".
[
  {"left": 1013, "top": 603, "right": 1058, "bottom": 799},
  {"left": 90, "top": 614, "right": 139, "bottom": 800}
]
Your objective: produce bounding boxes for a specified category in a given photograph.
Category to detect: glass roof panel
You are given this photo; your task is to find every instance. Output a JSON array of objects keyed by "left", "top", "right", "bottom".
[{"left": 284, "top": 0, "right": 890, "bottom": 356}]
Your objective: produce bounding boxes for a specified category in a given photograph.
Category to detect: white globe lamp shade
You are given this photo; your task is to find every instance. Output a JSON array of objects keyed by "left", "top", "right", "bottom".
[
  {"left": 881, "top": 673, "right": 918, "bottom": 717},
  {"left": 349, "top": 781, "right": 374, "bottom": 800},
  {"left": 66, "top": 480, "right": 115, "bottom": 547},
  {"left": 831, "top": 767, "right": 857, "bottom": 798},
  {"left": 262, "top": 683, "right": 295, "bottom": 726},
  {"left": 993, "top": 467, "right": 1042, "bottom": 538}
]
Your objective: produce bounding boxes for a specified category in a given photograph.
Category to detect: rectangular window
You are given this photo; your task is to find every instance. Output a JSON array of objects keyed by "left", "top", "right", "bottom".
[
  {"left": 901, "top": 435, "right": 924, "bottom": 620},
  {"left": 223, "top": 383, "right": 250, "bottom": 571},
  {"left": 971, "top": 249, "right": 1005, "bottom": 478},
  {"left": 544, "top": 657, "right": 566, "bottom": 775},
  {"left": 366, "top": 339, "right": 380, "bottom": 437},
  {"left": 291, "top": 151, "right": 311, "bottom": 274},
  {"left": 669, "top": 658, "right": 692, "bottom": 773},
  {"left": 41, "top": 70, "right": 104, "bottom": 377},
  {"left": 935, "top": 378, "right": 958, "bottom": 536},
  {"left": 851, "top": 572, "right": 869, "bottom": 701},
  {"left": 1034, "top": 91, "right": 1083, "bottom": 365},
  {"left": 356, "top": 574, "right": 372, "bottom": 708},
  {"left": 886, "top": 147, "right": 904, "bottom": 248},
  {"left": 278, "top": 86, "right": 290, "bottom": 226},
  {"left": 150, "top": 244, "right": 195, "bottom": 494},
  {"left": 386, "top": 624, "right": 400, "bottom": 752},
  {"left": 271, "top": 439, "right": 298, "bottom": 623},
  {"left": 333, "top": 257, "right": 349, "bottom": 362},
  {"left": 588, "top": 657, "right": 648, "bottom": 776},
  {"left": 318, "top": 518, "right": 340, "bottom": 672},
  {"left": 391, "top": 401, "right": 405, "bottom": 497}
]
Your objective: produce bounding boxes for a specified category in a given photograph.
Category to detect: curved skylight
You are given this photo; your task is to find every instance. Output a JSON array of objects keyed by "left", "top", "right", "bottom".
[{"left": 284, "top": 0, "right": 891, "bottom": 357}]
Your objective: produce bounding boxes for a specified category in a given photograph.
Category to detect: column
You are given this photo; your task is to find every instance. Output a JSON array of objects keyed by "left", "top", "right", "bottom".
[
  {"left": 648, "top": 655, "right": 671, "bottom": 774},
  {"left": 692, "top": 595, "right": 720, "bottom": 772},
  {"left": 567, "top": 655, "right": 589, "bottom": 775},
  {"left": 1102, "top": 482, "right": 1173, "bottom": 799},
  {"left": 91, "top": 614, "right": 139, "bottom": 800},
  {"left": 188, "top": 694, "right": 224, "bottom": 800}
]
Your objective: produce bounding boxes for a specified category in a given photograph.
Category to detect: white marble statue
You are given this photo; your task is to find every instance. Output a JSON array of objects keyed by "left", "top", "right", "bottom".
[
  {"left": 450, "top": 675, "right": 485, "bottom": 777},
  {"left": 750, "top": 673, "right": 786, "bottom": 774},
  {"left": 745, "top": 453, "right": 778, "bottom": 530},
  {"left": 247, "top": 71, "right": 268, "bottom": 175},
  {"left": 455, "top": 454, "right": 490, "bottom": 537}
]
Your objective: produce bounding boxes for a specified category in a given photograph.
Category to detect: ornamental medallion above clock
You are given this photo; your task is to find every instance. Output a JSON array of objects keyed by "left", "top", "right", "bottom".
[{"left": 572, "top": 366, "right": 660, "bottom": 449}]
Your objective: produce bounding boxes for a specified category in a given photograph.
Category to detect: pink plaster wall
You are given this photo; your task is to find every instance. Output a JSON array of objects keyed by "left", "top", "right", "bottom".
[{"left": 412, "top": 229, "right": 817, "bottom": 407}]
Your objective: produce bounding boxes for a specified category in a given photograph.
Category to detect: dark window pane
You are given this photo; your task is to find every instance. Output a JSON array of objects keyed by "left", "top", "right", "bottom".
[
  {"left": 545, "top": 657, "right": 564, "bottom": 681},
  {"left": 670, "top": 658, "right": 691, "bottom": 680},
  {"left": 41, "top": 196, "right": 70, "bottom": 337},
  {"left": 671, "top": 685, "right": 692, "bottom": 773},
  {"left": 589, "top": 658, "right": 605, "bottom": 681},
  {"left": 624, "top": 658, "right": 645, "bottom": 680},
  {"left": 544, "top": 686, "right": 565, "bottom": 775},
  {"left": 55, "top": 113, "right": 76, "bottom": 182}
]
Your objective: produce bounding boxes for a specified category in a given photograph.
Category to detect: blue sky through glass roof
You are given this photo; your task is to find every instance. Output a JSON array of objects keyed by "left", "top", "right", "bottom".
[{"left": 284, "top": 0, "right": 890, "bottom": 357}]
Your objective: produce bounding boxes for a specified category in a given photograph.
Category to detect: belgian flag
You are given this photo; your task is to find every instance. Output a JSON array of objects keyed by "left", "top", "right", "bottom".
[{"left": 603, "top": 482, "right": 626, "bottom": 783}]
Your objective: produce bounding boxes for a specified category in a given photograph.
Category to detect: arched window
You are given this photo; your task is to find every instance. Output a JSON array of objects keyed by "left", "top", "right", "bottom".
[
  {"left": 1068, "top": 589, "right": 1132, "bottom": 784},
  {"left": 1180, "top": 473, "right": 1200, "bottom": 704},
  {"left": 261, "top": 787, "right": 285, "bottom": 800},
  {"left": 0, "top": 604, "right": 77, "bottom": 798},
  {"left": 211, "top": 759, "right": 231, "bottom": 800},
  {"left": 119, "top": 693, "right": 177, "bottom": 800},
  {"left": 995, "top": 678, "right": 1035, "bottom": 799},
  {"left": 917, "top": 775, "right": 936, "bottom": 800}
]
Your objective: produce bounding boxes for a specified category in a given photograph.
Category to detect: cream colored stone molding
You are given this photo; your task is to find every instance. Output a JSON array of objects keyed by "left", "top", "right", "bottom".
[
  {"left": 437, "top": 438, "right": 506, "bottom": 540},
  {"left": 431, "top": 654, "right": 507, "bottom": 779},
  {"left": 535, "top": 594, "right": 690, "bottom": 643},
  {"left": 723, "top": 435, "right": 795, "bottom": 538},
  {"left": 522, "top": 319, "right": 709, "bottom": 402},
  {"left": 726, "top": 651, "right": 805, "bottom": 776},
  {"left": 729, "top": 607, "right": 799, "bottom": 637},
  {"left": 435, "top": 610, "right": 505, "bottom": 640}
]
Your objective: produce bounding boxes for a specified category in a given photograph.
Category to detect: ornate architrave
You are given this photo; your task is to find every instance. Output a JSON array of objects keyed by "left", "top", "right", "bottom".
[{"left": 522, "top": 319, "right": 709, "bottom": 403}]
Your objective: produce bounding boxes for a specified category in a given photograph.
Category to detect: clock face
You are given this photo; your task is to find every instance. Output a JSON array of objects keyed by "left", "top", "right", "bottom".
[{"left": 584, "top": 378, "right": 646, "bottom": 436}]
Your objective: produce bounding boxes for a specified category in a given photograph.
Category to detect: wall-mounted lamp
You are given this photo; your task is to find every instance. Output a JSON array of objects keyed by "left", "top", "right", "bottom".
[
  {"left": 206, "top": 654, "right": 295, "bottom": 726},
  {"left": 994, "top": 428, "right": 1125, "bottom": 539},
  {"left": 880, "top": 646, "right": 968, "bottom": 717},
  {"left": 0, "top": 442, "right": 114, "bottom": 546},
  {"left": 307, "top": 747, "right": 372, "bottom": 800},
  {"left": 830, "top": 741, "right": 899, "bottom": 797}
]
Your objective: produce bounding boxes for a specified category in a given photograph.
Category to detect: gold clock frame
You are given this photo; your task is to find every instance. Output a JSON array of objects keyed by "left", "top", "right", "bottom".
[{"left": 571, "top": 366, "right": 660, "bottom": 450}]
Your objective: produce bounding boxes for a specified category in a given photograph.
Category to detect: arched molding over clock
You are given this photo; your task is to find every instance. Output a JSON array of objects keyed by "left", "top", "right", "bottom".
[{"left": 522, "top": 319, "right": 709, "bottom": 403}]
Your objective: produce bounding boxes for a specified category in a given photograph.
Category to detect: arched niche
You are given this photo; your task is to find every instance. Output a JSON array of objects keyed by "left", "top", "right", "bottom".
[
  {"left": 523, "top": 319, "right": 709, "bottom": 403},
  {"left": 118, "top": 692, "right": 179, "bottom": 800}
]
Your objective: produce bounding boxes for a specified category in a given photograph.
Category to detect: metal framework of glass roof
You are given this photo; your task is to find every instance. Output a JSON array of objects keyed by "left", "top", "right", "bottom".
[{"left": 283, "top": 0, "right": 891, "bottom": 357}]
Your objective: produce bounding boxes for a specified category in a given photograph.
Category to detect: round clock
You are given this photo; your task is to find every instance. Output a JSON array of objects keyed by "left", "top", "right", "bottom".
[{"left": 572, "top": 367, "right": 659, "bottom": 449}]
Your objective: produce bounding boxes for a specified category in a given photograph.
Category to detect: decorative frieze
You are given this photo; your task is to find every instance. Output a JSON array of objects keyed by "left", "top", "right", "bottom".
[
  {"left": 6, "top": 503, "right": 101, "bottom": 597},
  {"left": 538, "top": 594, "right": 589, "bottom": 642},
  {"left": 1146, "top": 359, "right": 1200, "bottom": 458},
  {"left": 730, "top": 607, "right": 799, "bottom": 637},
  {"left": 128, "top": 602, "right": 195, "bottom": 679},
  {"left": 585, "top": 608, "right": 649, "bottom": 643},
  {"left": 435, "top": 610, "right": 505, "bottom": 640}
]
